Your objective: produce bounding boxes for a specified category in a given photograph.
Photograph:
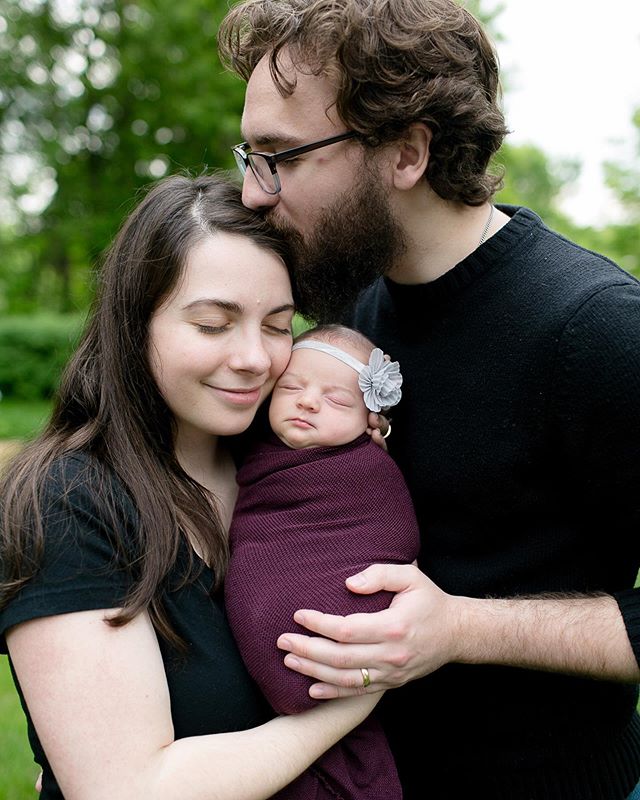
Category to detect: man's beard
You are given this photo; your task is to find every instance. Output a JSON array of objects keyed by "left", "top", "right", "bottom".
[{"left": 267, "top": 170, "right": 406, "bottom": 324}]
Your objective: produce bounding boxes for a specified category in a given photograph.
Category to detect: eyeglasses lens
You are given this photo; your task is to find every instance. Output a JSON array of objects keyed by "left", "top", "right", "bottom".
[
  {"left": 232, "top": 149, "right": 247, "bottom": 176},
  {"left": 248, "top": 154, "right": 277, "bottom": 194}
]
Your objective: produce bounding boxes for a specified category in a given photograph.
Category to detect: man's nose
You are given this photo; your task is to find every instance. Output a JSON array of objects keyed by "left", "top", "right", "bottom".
[{"left": 241, "top": 169, "right": 280, "bottom": 211}]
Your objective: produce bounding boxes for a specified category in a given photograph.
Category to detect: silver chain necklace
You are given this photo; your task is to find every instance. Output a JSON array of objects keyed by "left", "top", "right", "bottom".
[{"left": 478, "top": 204, "right": 495, "bottom": 247}]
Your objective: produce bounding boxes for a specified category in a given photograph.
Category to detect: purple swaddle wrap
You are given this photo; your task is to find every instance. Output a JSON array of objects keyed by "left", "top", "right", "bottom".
[{"left": 225, "top": 433, "right": 420, "bottom": 799}]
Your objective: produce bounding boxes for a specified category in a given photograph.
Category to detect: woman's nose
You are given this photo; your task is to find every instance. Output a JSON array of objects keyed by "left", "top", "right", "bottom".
[{"left": 228, "top": 333, "right": 271, "bottom": 375}]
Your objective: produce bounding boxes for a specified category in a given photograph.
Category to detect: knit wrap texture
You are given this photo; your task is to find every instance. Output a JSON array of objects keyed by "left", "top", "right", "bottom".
[{"left": 225, "top": 433, "right": 420, "bottom": 799}]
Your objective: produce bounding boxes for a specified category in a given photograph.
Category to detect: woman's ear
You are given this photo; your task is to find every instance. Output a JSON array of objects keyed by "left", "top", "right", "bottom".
[{"left": 391, "top": 123, "right": 431, "bottom": 191}]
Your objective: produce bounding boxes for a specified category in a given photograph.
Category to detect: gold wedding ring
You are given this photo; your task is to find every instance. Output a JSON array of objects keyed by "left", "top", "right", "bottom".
[
  {"left": 382, "top": 423, "right": 392, "bottom": 439},
  {"left": 360, "top": 667, "right": 371, "bottom": 688}
]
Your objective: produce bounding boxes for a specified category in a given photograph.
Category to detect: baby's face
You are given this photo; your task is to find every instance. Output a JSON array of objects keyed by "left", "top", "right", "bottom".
[{"left": 269, "top": 346, "right": 370, "bottom": 449}]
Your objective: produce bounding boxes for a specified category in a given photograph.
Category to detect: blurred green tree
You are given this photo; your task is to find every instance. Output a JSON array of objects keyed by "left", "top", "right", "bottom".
[
  {"left": 598, "top": 107, "right": 640, "bottom": 276},
  {"left": 494, "top": 134, "right": 639, "bottom": 278},
  {"left": 0, "top": 0, "right": 244, "bottom": 313},
  {"left": 0, "top": 0, "right": 637, "bottom": 317},
  {"left": 494, "top": 142, "right": 580, "bottom": 229}
]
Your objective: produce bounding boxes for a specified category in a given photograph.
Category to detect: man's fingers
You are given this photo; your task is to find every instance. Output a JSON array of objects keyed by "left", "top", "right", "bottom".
[
  {"left": 367, "top": 411, "right": 390, "bottom": 436},
  {"left": 278, "top": 607, "right": 389, "bottom": 646},
  {"left": 281, "top": 651, "right": 379, "bottom": 692},
  {"left": 345, "top": 562, "right": 421, "bottom": 596}
]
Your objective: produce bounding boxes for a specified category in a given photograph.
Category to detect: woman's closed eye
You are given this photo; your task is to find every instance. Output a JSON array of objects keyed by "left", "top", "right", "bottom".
[
  {"left": 196, "top": 323, "right": 229, "bottom": 334},
  {"left": 263, "top": 323, "right": 292, "bottom": 336},
  {"left": 263, "top": 310, "right": 293, "bottom": 336}
]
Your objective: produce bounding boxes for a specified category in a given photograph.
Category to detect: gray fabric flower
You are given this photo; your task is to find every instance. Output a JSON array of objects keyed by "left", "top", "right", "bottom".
[{"left": 358, "top": 348, "right": 403, "bottom": 412}]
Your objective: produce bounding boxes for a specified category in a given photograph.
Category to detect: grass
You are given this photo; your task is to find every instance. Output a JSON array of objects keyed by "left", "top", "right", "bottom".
[
  {"left": 0, "top": 657, "right": 40, "bottom": 799},
  {"left": 0, "top": 403, "right": 47, "bottom": 795},
  {"left": 0, "top": 400, "right": 51, "bottom": 440},
  {"left": 0, "top": 399, "right": 50, "bottom": 474}
]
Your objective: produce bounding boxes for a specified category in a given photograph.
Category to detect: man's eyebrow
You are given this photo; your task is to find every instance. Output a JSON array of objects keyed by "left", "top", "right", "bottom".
[{"left": 242, "top": 132, "right": 302, "bottom": 150}]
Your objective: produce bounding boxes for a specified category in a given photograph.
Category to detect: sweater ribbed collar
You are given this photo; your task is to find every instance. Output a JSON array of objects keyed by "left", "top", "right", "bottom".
[{"left": 383, "top": 205, "right": 543, "bottom": 310}]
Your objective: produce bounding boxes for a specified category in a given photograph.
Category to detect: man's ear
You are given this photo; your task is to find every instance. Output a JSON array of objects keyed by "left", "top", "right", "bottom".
[{"left": 391, "top": 123, "right": 431, "bottom": 191}]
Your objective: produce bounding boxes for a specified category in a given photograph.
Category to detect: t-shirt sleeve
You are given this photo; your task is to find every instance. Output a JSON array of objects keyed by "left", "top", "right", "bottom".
[
  {"left": 0, "top": 456, "right": 136, "bottom": 650},
  {"left": 551, "top": 282, "right": 640, "bottom": 665}
]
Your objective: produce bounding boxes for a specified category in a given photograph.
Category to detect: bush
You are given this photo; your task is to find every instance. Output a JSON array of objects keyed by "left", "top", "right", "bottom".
[
  {"left": 0, "top": 314, "right": 85, "bottom": 401},
  {"left": 0, "top": 400, "right": 52, "bottom": 441}
]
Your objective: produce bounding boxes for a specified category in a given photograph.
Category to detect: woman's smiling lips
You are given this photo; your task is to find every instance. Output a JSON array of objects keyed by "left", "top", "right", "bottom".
[{"left": 205, "top": 384, "right": 263, "bottom": 406}]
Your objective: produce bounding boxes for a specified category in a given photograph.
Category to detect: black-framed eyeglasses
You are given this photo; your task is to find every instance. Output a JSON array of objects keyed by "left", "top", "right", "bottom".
[{"left": 232, "top": 131, "right": 356, "bottom": 195}]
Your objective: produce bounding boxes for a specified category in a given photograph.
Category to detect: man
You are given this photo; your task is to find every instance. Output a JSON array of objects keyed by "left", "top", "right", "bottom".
[{"left": 218, "top": 1, "right": 640, "bottom": 797}]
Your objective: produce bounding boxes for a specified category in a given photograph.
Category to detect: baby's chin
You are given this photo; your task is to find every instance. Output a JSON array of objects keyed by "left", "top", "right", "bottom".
[
  {"left": 273, "top": 425, "right": 365, "bottom": 450},
  {"left": 274, "top": 431, "right": 327, "bottom": 450}
]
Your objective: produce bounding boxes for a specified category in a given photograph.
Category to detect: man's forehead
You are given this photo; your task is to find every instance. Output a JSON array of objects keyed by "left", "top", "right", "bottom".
[{"left": 242, "top": 53, "right": 341, "bottom": 142}]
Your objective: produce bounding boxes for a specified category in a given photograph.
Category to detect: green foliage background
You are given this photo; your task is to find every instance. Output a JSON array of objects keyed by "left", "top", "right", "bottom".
[
  {"left": 0, "top": 314, "right": 83, "bottom": 400},
  {"left": 0, "top": 0, "right": 638, "bottom": 324},
  {"left": 0, "top": 0, "right": 245, "bottom": 315},
  {"left": 0, "top": 657, "right": 39, "bottom": 800}
]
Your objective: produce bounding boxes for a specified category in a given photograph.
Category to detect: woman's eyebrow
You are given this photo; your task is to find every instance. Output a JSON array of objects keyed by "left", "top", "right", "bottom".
[
  {"left": 182, "top": 300, "right": 295, "bottom": 315},
  {"left": 266, "top": 303, "right": 296, "bottom": 315},
  {"left": 182, "top": 298, "right": 243, "bottom": 313}
]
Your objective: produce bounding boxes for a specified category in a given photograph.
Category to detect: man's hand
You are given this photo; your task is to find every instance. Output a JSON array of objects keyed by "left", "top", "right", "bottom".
[
  {"left": 277, "top": 563, "right": 461, "bottom": 698},
  {"left": 366, "top": 412, "right": 391, "bottom": 451},
  {"left": 276, "top": 564, "right": 640, "bottom": 698}
]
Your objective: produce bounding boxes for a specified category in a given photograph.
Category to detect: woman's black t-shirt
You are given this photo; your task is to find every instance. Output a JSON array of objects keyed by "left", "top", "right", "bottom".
[{"left": 0, "top": 453, "right": 272, "bottom": 798}]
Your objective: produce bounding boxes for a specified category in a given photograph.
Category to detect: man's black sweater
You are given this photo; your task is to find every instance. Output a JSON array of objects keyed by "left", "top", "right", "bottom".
[{"left": 348, "top": 206, "right": 640, "bottom": 799}]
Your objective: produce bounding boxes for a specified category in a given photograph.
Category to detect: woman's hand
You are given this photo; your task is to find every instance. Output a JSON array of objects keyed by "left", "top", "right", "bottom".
[{"left": 276, "top": 563, "right": 463, "bottom": 698}]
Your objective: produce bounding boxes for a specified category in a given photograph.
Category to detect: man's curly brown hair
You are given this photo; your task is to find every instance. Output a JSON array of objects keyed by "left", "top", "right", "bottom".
[{"left": 218, "top": 0, "right": 509, "bottom": 206}]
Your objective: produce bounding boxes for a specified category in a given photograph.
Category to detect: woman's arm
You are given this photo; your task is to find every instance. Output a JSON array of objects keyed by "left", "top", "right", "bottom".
[{"left": 8, "top": 608, "right": 380, "bottom": 800}]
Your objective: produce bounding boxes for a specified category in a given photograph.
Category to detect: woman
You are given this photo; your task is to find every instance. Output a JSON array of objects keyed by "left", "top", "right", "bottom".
[{"left": 0, "top": 174, "right": 380, "bottom": 800}]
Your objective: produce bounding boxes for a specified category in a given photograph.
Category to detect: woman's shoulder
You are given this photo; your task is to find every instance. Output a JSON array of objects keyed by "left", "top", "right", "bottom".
[
  {"left": 43, "top": 450, "right": 133, "bottom": 513},
  {"left": 46, "top": 448, "right": 108, "bottom": 487},
  {"left": 0, "top": 449, "right": 138, "bottom": 648},
  {"left": 30, "top": 451, "right": 139, "bottom": 564}
]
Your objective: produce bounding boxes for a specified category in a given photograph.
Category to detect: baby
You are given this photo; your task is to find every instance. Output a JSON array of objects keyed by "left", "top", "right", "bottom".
[{"left": 225, "top": 324, "right": 420, "bottom": 800}]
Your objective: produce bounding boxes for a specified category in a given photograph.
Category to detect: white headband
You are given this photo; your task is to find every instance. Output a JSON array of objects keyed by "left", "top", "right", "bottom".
[{"left": 291, "top": 339, "right": 403, "bottom": 413}]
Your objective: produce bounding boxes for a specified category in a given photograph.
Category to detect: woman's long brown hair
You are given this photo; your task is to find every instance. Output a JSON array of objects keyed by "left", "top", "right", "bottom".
[{"left": 0, "top": 173, "right": 290, "bottom": 649}]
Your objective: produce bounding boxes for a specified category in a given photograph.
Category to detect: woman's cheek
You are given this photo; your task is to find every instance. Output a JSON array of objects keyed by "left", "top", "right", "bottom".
[{"left": 273, "top": 342, "right": 294, "bottom": 380}]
